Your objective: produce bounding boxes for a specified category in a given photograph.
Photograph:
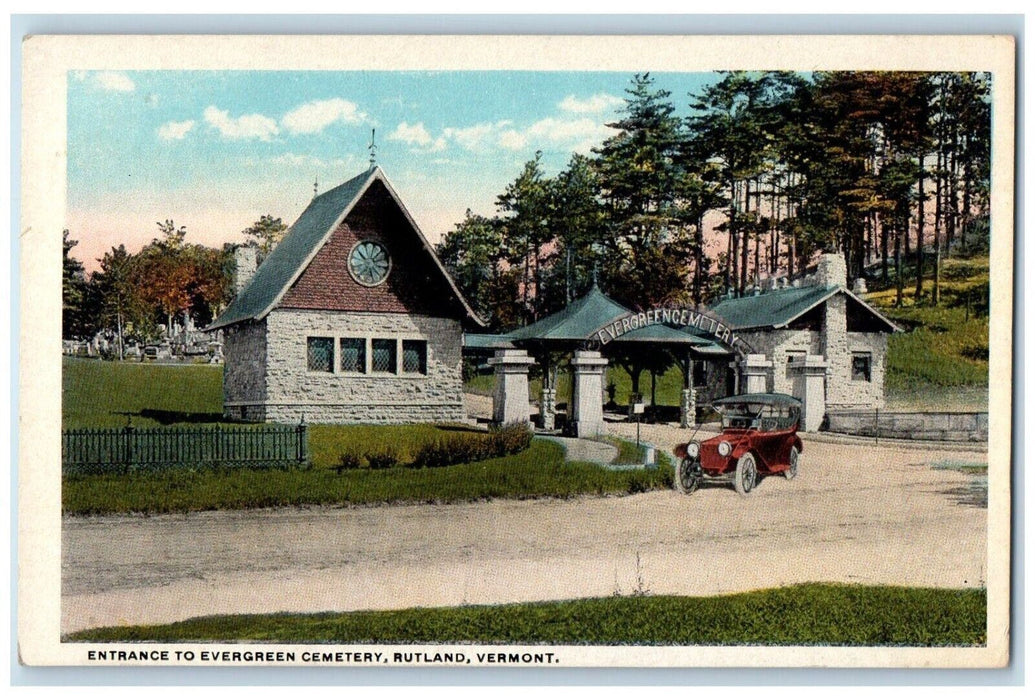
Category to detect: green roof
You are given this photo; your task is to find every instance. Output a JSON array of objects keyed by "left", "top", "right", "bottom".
[
  {"left": 209, "top": 166, "right": 482, "bottom": 330},
  {"left": 709, "top": 284, "right": 898, "bottom": 332},
  {"left": 463, "top": 333, "right": 517, "bottom": 350},
  {"left": 709, "top": 284, "right": 837, "bottom": 330},
  {"left": 507, "top": 283, "right": 632, "bottom": 342}
]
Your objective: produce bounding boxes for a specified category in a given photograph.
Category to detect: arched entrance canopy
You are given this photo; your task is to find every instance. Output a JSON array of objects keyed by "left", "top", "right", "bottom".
[{"left": 471, "top": 283, "right": 746, "bottom": 357}]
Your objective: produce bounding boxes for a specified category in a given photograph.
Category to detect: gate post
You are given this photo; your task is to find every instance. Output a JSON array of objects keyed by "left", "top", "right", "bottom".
[
  {"left": 740, "top": 353, "right": 773, "bottom": 394},
  {"left": 488, "top": 349, "right": 535, "bottom": 427},
  {"left": 679, "top": 387, "right": 697, "bottom": 429},
  {"left": 571, "top": 350, "right": 609, "bottom": 437},
  {"left": 789, "top": 354, "right": 827, "bottom": 432}
]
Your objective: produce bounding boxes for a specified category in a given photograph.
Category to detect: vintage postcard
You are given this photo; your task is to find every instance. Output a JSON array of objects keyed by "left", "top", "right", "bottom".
[{"left": 19, "top": 34, "right": 1014, "bottom": 669}]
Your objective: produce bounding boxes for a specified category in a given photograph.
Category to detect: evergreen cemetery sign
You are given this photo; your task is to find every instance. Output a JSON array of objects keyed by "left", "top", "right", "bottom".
[{"left": 591, "top": 307, "right": 753, "bottom": 355}]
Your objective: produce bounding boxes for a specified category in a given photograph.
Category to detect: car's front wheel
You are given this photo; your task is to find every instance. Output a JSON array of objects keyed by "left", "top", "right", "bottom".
[
  {"left": 734, "top": 453, "right": 757, "bottom": 496},
  {"left": 675, "top": 458, "right": 701, "bottom": 495},
  {"left": 785, "top": 445, "right": 800, "bottom": 480}
]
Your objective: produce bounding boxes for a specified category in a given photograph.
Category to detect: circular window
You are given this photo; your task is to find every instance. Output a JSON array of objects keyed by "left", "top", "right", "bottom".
[{"left": 348, "top": 240, "right": 391, "bottom": 286}]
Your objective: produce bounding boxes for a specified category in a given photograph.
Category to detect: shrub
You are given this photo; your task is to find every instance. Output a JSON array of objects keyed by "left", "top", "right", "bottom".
[
  {"left": 364, "top": 446, "right": 400, "bottom": 470},
  {"left": 412, "top": 423, "right": 533, "bottom": 468},
  {"left": 489, "top": 422, "right": 533, "bottom": 456},
  {"left": 335, "top": 450, "right": 362, "bottom": 473}
]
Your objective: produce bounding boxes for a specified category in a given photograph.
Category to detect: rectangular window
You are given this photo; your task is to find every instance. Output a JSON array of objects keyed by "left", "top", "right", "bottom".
[
  {"left": 307, "top": 337, "right": 334, "bottom": 373},
  {"left": 339, "top": 338, "right": 366, "bottom": 373},
  {"left": 402, "top": 339, "right": 427, "bottom": 374},
  {"left": 371, "top": 338, "right": 397, "bottom": 374},
  {"left": 852, "top": 352, "right": 872, "bottom": 382}
]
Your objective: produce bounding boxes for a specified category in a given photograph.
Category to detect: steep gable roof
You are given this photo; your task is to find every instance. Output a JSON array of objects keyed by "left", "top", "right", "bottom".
[
  {"left": 709, "top": 284, "right": 899, "bottom": 332},
  {"left": 209, "top": 166, "right": 483, "bottom": 330}
]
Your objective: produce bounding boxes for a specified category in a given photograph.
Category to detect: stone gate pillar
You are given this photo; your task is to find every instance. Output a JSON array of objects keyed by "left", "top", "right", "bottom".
[
  {"left": 789, "top": 354, "right": 827, "bottom": 432},
  {"left": 740, "top": 353, "right": 773, "bottom": 394},
  {"left": 539, "top": 386, "right": 557, "bottom": 431},
  {"left": 488, "top": 349, "right": 535, "bottom": 427},
  {"left": 679, "top": 387, "right": 697, "bottom": 429},
  {"left": 570, "top": 350, "right": 609, "bottom": 437}
]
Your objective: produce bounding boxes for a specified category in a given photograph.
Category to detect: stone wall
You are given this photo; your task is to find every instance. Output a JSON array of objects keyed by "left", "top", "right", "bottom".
[
  {"left": 222, "top": 319, "right": 267, "bottom": 421},
  {"left": 834, "top": 331, "right": 887, "bottom": 410},
  {"left": 739, "top": 328, "right": 822, "bottom": 396},
  {"left": 259, "top": 309, "right": 466, "bottom": 424},
  {"left": 826, "top": 411, "right": 988, "bottom": 442}
]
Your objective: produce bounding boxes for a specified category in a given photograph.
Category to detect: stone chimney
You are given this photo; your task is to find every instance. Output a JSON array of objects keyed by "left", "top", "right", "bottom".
[
  {"left": 234, "top": 245, "right": 259, "bottom": 295},
  {"left": 815, "top": 253, "right": 848, "bottom": 289}
]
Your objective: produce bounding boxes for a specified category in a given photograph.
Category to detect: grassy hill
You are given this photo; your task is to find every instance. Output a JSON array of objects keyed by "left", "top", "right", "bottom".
[{"left": 865, "top": 256, "right": 990, "bottom": 411}]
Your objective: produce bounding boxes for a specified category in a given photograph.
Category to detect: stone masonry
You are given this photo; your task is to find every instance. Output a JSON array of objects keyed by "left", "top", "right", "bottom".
[
  {"left": 224, "top": 309, "right": 466, "bottom": 424},
  {"left": 222, "top": 319, "right": 267, "bottom": 422}
]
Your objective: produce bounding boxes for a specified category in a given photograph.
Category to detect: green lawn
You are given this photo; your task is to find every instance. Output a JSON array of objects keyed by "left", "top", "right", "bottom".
[
  {"left": 67, "top": 583, "right": 986, "bottom": 646},
  {"left": 63, "top": 439, "right": 670, "bottom": 515},
  {"left": 63, "top": 357, "right": 224, "bottom": 428}
]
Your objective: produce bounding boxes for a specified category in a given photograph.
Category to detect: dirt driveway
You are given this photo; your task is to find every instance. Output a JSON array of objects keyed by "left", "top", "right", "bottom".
[{"left": 62, "top": 428, "right": 987, "bottom": 634}]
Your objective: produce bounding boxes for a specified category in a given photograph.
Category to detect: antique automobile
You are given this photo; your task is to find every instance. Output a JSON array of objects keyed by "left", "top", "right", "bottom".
[{"left": 674, "top": 393, "right": 803, "bottom": 496}]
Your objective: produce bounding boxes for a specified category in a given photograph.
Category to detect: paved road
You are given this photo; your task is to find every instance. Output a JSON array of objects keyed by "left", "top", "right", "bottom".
[{"left": 62, "top": 433, "right": 987, "bottom": 634}]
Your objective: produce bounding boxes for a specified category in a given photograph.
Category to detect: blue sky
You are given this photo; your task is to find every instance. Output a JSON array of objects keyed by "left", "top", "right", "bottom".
[{"left": 67, "top": 70, "right": 718, "bottom": 270}]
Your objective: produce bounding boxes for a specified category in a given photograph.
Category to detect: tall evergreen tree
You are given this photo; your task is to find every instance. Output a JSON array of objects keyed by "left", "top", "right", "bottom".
[{"left": 595, "top": 73, "right": 693, "bottom": 307}]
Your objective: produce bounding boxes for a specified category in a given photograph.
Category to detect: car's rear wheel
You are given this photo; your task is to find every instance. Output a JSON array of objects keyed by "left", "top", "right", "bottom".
[
  {"left": 734, "top": 453, "right": 757, "bottom": 495},
  {"left": 785, "top": 446, "right": 800, "bottom": 480},
  {"left": 675, "top": 458, "right": 701, "bottom": 495}
]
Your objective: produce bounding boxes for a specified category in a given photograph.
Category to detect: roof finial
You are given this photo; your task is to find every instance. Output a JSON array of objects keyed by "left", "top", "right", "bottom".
[
  {"left": 591, "top": 265, "right": 599, "bottom": 289},
  {"left": 368, "top": 128, "right": 377, "bottom": 168},
  {"left": 312, "top": 175, "right": 318, "bottom": 200}
]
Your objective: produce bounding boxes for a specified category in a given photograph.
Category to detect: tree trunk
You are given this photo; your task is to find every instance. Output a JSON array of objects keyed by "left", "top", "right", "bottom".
[
  {"left": 693, "top": 214, "right": 704, "bottom": 304},
  {"left": 933, "top": 147, "right": 943, "bottom": 305},
  {"left": 728, "top": 176, "right": 737, "bottom": 294},
  {"left": 740, "top": 179, "right": 750, "bottom": 295},
  {"left": 894, "top": 223, "right": 903, "bottom": 307},
  {"left": 914, "top": 151, "right": 925, "bottom": 302},
  {"left": 880, "top": 215, "right": 889, "bottom": 285},
  {"left": 116, "top": 306, "right": 125, "bottom": 362}
]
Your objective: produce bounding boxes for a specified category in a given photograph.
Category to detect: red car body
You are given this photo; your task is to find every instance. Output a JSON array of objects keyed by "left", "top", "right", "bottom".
[{"left": 674, "top": 393, "right": 804, "bottom": 496}]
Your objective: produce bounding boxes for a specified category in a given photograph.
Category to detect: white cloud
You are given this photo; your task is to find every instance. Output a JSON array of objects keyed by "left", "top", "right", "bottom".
[
  {"left": 559, "top": 93, "right": 623, "bottom": 114},
  {"left": 157, "top": 120, "right": 195, "bottom": 141},
  {"left": 494, "top": 117, "right": 614, "bottom": 154},
  {"left": 94, "top": 71, "right": 135, "bottom": 92},
  {"left": 389, "top": 122, "right": 446, "bottom": 152},
  {"left": 281, "top": 98, "right": 366, "bottom": 135},
  {"left": 389, "top": 121, "right": 433, "bottom": 147},
  {"left": 389, "top": 114, "right": 615, "bottom": 157},
  {"left": 443, "top": 121, "right": 512, "bottom": 152},
  {"left": 497, "top": 129, "right": 527, "bottom": 151},
  {"left": 203, "top": 106, "right": 279, "bottom": 141}
]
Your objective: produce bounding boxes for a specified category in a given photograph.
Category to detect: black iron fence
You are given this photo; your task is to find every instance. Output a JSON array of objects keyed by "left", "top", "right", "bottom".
[{"left": 62, "top": 423, "right": 309, "bottom": 475}]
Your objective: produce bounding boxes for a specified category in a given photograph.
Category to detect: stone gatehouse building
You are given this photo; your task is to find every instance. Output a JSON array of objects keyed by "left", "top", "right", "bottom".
[{"left": 208, "top": 166, "right": 483, "bottom": 424}]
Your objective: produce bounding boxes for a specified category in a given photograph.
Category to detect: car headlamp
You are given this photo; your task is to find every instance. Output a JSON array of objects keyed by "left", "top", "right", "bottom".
[
  {"left": 687, "top": 441, "right": 700, "bottom": 459},
  {"left": 717, "top": 441, "right": 732, "bottom": 457}
]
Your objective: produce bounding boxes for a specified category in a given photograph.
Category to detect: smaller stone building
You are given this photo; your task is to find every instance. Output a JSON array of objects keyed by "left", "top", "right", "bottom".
[
  {"left": 711, "top": 253, "right": 899, "bottom": 417},
  {"left": 209, "top": 166, "right": 483, "bottom": 424}
]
